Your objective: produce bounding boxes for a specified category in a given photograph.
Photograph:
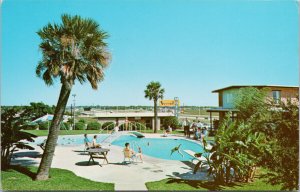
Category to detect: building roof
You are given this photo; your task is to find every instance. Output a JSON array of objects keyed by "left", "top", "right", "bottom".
[
  {"left": 212, "top": 85, "right": 299, "bottom": 93},
  {"left": 80, "top": 111, "right": 175, "bottom": 118}
]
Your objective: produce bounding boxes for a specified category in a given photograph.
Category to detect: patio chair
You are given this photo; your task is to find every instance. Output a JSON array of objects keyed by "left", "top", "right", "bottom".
[{"left": 123, "top": 149, "right": 136, "bottom": 163}]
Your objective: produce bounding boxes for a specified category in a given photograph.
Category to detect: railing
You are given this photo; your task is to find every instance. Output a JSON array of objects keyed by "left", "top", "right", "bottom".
[
  {"left": 99, "top": 121, "right": 147, "bottom": 145},
  {"left": 101, "top": 131, "right": 124, "bottom": 145}
]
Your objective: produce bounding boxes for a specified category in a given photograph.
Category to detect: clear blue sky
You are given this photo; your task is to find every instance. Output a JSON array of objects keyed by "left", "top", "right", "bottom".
[{"left": 2, "top": 0, "right": 299, "bottom": 106}]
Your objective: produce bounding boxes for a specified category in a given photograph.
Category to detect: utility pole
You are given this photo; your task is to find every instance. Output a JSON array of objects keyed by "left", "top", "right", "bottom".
[
  {"left": 72, "top": 94, "right": 76, "bottom": 130},
  {"left": 174, "top": 97, "right": 179, "bottom": 118}
]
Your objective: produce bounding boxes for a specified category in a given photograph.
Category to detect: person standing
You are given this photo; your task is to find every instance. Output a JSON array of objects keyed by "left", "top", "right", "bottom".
[
  {"left": 167, "top": 125, "right": 172, "bottom": 134},
  {"left": 183, "top": 118, "right": 189, "bottom": 137}
]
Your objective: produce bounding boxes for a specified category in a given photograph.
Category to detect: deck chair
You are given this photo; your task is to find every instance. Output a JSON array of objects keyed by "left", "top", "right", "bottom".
[{"left": 123, "top": 149, "right": 136, "bottom": 163}]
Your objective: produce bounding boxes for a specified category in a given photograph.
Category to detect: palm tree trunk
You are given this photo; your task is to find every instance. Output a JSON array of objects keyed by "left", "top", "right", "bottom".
[
  {"left": 154, "top": 100, "right": 157, "bottom": 133},
  {"left": 35, "top": 82, "right": 72, "bottom": 180}
]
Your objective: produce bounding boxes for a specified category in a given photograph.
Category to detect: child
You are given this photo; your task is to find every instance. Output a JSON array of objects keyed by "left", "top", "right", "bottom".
[{"left": 137, "top": 147, "right": 143, "bottom": 162}]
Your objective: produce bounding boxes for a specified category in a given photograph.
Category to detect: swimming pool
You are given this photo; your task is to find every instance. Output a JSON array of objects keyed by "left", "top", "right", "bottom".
[
  {"left": 32, "top": 134, "right": 109, "bottom": 146},
  {"left": 112, "top": 135, "right": 205, "bottom": 161},
  {"left": 32, "top": 134, "right": 206, "bottom": 161}
]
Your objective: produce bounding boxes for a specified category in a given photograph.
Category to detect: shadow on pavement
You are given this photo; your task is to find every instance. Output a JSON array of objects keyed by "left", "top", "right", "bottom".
[
  {"left": 13, "top": 151, "right": 42, "bottom": 159},
  {"left": 75, "top": 161, "right": 100, "bottom": 166},
  {"left": 11, "top": 158, "right": 39, "bottom": 167}
]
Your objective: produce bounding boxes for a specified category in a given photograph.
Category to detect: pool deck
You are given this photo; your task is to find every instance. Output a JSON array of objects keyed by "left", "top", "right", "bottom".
[{"left": 12, "top": 133, "right": 212, "bottom": 191}]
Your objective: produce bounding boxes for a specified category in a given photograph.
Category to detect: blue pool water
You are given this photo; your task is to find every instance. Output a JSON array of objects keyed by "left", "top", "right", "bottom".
[
  {"left": 33, "top": 134, "right": 109, "bottom": 146},
  {"left": 32, "top": 134, "right": 206, "bottom": 161},
  {"left": 112, "top": 135, "right": 205, "bottom": 161}
]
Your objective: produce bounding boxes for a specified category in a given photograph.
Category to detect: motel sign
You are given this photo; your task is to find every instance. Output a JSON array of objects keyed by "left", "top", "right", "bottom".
[{"left": 159, "top": 99, "right": 180, "bottom": 107}]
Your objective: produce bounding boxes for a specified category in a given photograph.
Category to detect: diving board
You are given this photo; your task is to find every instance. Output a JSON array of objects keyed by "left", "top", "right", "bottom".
[{"left": 128, "top": 131, "right": 145, "bottom": 138}]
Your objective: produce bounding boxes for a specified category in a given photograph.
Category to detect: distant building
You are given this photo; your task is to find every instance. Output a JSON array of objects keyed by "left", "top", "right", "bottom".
[
  {"left": 80, "top": 111, "right": 175, "bottom": 130},
  {"left": 207, "top": 85, "right": 299, "bottom": 128}
]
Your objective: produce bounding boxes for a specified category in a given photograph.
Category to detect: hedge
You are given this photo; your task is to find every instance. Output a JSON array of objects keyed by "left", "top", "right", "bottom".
[
  {"left": 39, "top": 121, "right": 50, "bottom": 130},
  {"left": 75, "top": 122, "right": 86, "bottom": 130},
  {"left": 101, "top": 122, "right": 115, "bottom": 130},
  {"left": 60, "top": 122, "right": 71, "bottom": 130},
  {"left": 87, "top": 122, "right": 101, "bottom": 130},
  {"left": 22, "top": 124, "right": 39, "bottom": 130},
  {"left": 162, "top": 116, "right": 179, "bottom": 130}
]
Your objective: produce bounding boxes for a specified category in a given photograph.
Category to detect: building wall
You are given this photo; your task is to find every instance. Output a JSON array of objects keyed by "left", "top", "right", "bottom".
[
  {"left": 222, "top": 89, "right": 239, "bottom": 108},
  {"left": 95, "top": 116, "right": 164, "bottom": 130},
  {"left": 219, "top": 86, "right": 299, "bottom": 108},
  {"left": 266, "top": 87, "right": 299, "bottom": 104},
  {"left": 216, "top": 86, "right": 298, "bottom": 127}
]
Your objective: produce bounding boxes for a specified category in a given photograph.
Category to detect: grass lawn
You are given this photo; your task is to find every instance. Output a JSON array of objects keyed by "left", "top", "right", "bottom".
[
  {"left": 146, "top": 169, "right": 281, "bottom": 191},
  {"left": 1, "top": 166, "right": 114, "bottom": 190}
]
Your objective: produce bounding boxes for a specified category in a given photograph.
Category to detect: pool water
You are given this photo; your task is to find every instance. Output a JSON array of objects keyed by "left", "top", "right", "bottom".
[
  {"left": 32, "top": 134, "right": 109, "bottom": 146},
  {"left": 32, "top": 134, "right": 206, "bottom": 161},
  {"left": 112, "top": 135, "right": 205, "bottom": 161}
]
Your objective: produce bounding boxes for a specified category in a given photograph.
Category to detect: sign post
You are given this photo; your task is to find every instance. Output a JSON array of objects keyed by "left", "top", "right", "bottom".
[{"left": 159, "top": 98, "right": 180, "bottom": 117}]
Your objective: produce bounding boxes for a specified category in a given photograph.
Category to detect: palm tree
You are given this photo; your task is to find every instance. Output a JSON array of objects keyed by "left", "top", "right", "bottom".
[
  {"left": 35, "top": 14, "right": 111, "bottom": 180},
  {"left": 144, "top": 81, "right": 164, "bottom": 133}
]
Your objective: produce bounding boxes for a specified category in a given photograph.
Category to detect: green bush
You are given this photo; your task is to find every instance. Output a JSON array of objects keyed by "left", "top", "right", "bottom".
[
  {"left": 78, "top": 119, "right": 86, "bottom": 123},
  {"left": 75, "top": 122, "right": 86, "bottom": 130},
  {"left": 38, "top": 121, "right": 50, "bottom": 130},
  {"left": 22, "top": 123, "right": 39, "bottom": 130},
  {"left": 87, "top": 122, "right": 101, "bottom": 130},
  {"left": 162, "top": 116, "right": 179, "bottom": 130},
  {"left": 60, "top": 122, "right": 71, "bottom": 130},
  {"left": 101, "top": 122, "right": 115, "bottom": 130}
]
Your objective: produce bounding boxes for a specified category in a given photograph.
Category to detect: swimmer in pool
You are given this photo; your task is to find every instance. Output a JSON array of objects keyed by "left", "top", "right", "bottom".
[{"left": 170, "top": 144, "right": 184, "bottom": 157}]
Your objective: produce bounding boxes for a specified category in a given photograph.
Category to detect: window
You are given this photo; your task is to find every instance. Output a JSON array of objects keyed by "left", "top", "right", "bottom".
[{"left": 272, "top": 90, "right": 281, "bottom": 104}]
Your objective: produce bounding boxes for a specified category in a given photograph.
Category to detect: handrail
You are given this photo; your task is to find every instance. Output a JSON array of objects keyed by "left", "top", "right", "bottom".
[{"left": 99, "top": 121, "right": 148, "bottom": 134}]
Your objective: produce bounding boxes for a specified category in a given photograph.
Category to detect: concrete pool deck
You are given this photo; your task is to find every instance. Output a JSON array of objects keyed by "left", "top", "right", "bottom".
[{"left": 12, "top": 134, "right": 212, "bottom": 191}]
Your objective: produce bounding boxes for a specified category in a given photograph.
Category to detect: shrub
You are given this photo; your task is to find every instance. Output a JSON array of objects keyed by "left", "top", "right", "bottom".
[
  {"left": 87, "top": 122, "right": 101, "bottom": 130},
  {"left": 64, "top": 122, "right": 71, "bottom": 130},
  {"left": 78, "top": 119, "right": 86, "bottom": 123},
  {"left": 101, "top": 122, "right": 115, "bottom": 130},
  {"left": 1, "top": 108, "right": 37, "bottom": 169},
  {"left": 38, "top": 121, "right": 50, "bottom": 130},
  {"left": 162, "top": 116, "right": 179, "bottom": 130},
  {"left": 75, "top": 122, "right": 86, "bottom": 130},
  {"left": 22, "top": 124, "right": 39, "bottom": 130},
  {"left": 60, "top": 122, "right": 71, "bottom": 130}
]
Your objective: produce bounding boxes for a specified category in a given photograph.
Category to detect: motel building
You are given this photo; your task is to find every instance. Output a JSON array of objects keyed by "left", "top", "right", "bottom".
[
  {"left": 207, "top": 85, "right": 299, "bottom": 129},
  {"left": 80, "top": 110, "right": 175, "bottom": 131},
  {"left": 79, "top": 99, "right": 180, "bottom": 131}
]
